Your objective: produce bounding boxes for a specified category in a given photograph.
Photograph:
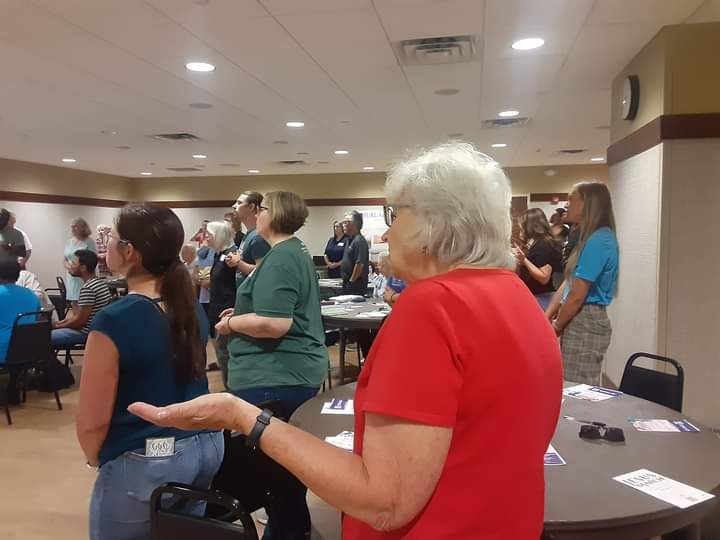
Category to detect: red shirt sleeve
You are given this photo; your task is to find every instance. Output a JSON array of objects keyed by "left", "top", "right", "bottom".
[{"left": 359, "top": 281, "right": 463, "bottom": 427}]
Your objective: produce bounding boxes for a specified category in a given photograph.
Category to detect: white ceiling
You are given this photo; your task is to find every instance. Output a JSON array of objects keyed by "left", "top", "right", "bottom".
[{"left": 0, "top": 0, "right": 717, "bottom": 178}]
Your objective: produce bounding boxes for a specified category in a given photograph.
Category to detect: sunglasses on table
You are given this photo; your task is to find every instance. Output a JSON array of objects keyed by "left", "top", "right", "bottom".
[{"left": 579, "top": 421, "right": 625, "bottom": 442}]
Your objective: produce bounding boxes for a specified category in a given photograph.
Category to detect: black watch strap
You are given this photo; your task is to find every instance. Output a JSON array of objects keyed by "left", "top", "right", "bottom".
[{"left": 245, "top": 408, "right": 274, "bottom": 451}]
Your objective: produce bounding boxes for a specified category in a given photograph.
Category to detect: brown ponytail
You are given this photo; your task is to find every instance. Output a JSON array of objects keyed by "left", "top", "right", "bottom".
[{"left": 117, "top": 204, "right": 205, "bottom": 382}]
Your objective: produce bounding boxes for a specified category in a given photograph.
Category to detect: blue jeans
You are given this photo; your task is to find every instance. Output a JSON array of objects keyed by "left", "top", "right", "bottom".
[
  {"left": 233, "top": 386, "right": 319, "bottom": 540},
  {"left": 51, "top": 328, "right": 86, "bottom": 348},
  {"left": 89, "top": 431, "right": 224, "bottom": 540}
]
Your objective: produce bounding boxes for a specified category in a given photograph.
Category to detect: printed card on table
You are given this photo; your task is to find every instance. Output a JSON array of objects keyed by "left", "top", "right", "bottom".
[
  {"left": 613, "top": 469, "right": 714, "bottom": 509},
  {"left": 321, "top": 399, "right": 354, "bottom": 415},
  {"left": 630, "top": 419, "right": 701, "bottom": 433},
  {"left": 563, "top": 384, "right": 622, "bottom": 402},
  {"left": 325, "top": 431, "right": 354, "bottom": 452},
  {"left": 544, "top": 444, "right": 566, "bottom": 466}
]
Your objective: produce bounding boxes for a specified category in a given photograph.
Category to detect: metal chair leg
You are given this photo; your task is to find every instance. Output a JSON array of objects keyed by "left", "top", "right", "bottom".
[
  {"left": 54, "top": 390, "right": 62, "bottom": 411},
  {"left": 338, "top": 330, "right": 347, "bottom": 384},
  {"left": 3, "top": 403, "right": 11, "bottom": 426}
]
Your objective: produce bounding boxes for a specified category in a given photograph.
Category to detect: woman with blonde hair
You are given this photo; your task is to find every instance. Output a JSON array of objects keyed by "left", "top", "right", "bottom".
[
  {"left": 515, "top": 208, "right": 563, "bottom": 310},
  {"left": 64, "top": 217, "right": 96, "bottom": 306},
  {"left": 130, "top": 144, "right": 562, "bottom": 540},
  {"left": 545, "top": 182, "right": 619, "bottom": 385}
]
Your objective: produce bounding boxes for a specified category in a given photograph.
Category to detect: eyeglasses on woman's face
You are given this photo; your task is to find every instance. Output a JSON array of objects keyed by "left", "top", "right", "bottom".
[{"left": 383, "top": 204, "right": 411, "bottom": 228}]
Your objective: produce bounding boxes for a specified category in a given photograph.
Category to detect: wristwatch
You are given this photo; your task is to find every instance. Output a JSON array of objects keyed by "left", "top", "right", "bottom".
[{"left": 245, "top": 408, "right": 274, "bottom": 451}]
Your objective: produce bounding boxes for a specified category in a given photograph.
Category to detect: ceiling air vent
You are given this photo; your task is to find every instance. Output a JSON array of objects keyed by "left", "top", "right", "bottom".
[
  {"left": 166, "top": 167, "right": 203, "bottom": 172},
  {"left": 395, "top": 35, "right": 479, "bottom": 65},
  {"left": 558, "top": 148, "right": 587, "bottom": 155},
  {"left": 277, "top": 160, "right": 307, "bottom": 165},
  {"left": 482, "top": 117, "right": 530, "bottom": 128},
  {"left": 152, "top": 133, "right": 202, "bottom": 142}
]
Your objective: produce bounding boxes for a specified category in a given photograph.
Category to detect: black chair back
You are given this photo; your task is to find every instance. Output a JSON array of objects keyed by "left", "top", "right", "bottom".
[
  {"left": 45, "top": 287, "right": 67, "bottom": 320},
  {"left": 619, "top": 352, "right": 684, "bottom": 412},
  {"left": 5, "top": 311, "right": 53, "bottom": 370},
  {"left": 150, "top": 483, "right": 257, "bottom": 540}
]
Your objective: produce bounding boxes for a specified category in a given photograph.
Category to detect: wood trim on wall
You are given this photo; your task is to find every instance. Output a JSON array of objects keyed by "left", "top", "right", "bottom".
[
  {"left": 1, "top": 192, "right": 388, "bottom": 209},
  {"left": 529, "top": 192, "right": 569, "bottom": 202},
  {"left": 607, "top": 113, "right": 720, "bottom": 166},
  {"left": 0, "top": 191, "right": 126, "bottom": 208}
]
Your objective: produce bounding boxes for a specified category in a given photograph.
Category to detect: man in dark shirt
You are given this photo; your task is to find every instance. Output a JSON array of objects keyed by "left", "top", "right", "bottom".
[{"left": 340, "top": 210, "right": 369, "bottom": 295}]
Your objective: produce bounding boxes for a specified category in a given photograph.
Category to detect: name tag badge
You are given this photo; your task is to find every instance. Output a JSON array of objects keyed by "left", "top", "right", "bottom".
[
  {"left": 338, "top": 242, "right": 344, "bottom": 247},
  {"left": 145, "top": 437, "right": 175, "bottom": 457},
  {"left": 219, "top": 254, "right": 227, "bottom": 262}
]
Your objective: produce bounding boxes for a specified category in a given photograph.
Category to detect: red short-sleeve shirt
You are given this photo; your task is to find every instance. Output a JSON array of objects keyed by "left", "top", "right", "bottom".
[{"left": 342, "top": 269, "right": 563, "bottom": 539}]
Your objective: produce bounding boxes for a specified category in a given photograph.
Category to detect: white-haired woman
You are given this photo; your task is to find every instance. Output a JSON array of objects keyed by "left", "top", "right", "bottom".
[
  {"left": 129, "top": 143, "right": 563, "bottom": 539},
  {"left": 206, "top": 220, "right": 238, "bottom": 386},
  {"left": 64, "top": 218, "right": 96, "bottom": 307},
  {"left": 545, "top": 182, "right": 619, "bottom": 385}
]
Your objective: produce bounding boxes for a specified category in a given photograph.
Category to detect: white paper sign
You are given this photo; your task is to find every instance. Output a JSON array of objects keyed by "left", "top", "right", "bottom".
[
  {"left": 325, "top": 431, "right": 354, "bottom": 452},
  {"left": 613, "top": 469, "right": 714, "bottom": 509},
  {"left": 563, "top": 384, "right": 622, "bottom": 402},
  {"left": 321, "top": 399, "right": 354, "bottom": 415},
  {"left": 630, "top": 419, "right": 701, "bottom": 433}
]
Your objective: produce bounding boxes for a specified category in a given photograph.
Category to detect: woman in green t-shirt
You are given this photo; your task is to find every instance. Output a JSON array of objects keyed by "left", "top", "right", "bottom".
[{"left": 216, "top": 190, "right": 328, "bottom": 538}]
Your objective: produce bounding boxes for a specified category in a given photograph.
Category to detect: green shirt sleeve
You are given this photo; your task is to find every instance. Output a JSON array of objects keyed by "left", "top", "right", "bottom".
[{"left": 252, "top": 260, "right": 298, "bottom": 318}]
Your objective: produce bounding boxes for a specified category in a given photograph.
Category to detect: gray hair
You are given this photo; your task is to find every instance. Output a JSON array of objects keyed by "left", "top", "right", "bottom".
[
  {"left": 385, "top": 142, "right": 514, "bottom": 269},
  {"left": 206, "top": 220, "right": 235, "bottom": 251},
  {"left": 346, "top": 210, "right": 363, "bottom": 230}
]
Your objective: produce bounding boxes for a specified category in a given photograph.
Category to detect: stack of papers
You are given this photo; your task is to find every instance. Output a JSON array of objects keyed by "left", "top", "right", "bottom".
[
  {"left": 329, "top": 295, "right": 365, "bottom": 303},
  {"left": 321, "top": 399, "right": 354, "bottom": 415},
  {"left": 325, "top": 431, "right": 354, "bottom": 452},
  {"left": 630, "top": 419, "right": 700, "bottom": 432},
  {"left": 356, "top": 310, "right": 389, "bottom": 319},
  {"left": 544, "top": 444, "right": 567, "bottom": 466},
  {"left": 563, "top": 384, "right": 623, "bottom": 402},
  {"left": 321, "top": 306, "right": 349, "bottom": 316},
  {"left": 614, "top": 469, "right": 714, "bottom": 508}
]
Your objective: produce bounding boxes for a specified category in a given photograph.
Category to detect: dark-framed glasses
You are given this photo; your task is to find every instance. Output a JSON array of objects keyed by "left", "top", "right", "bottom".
[
  {"left": 579, "top": 422, "right": 625, "bottom": 442},
  {"left": 383, "top": 204, "right": 410, "bottom": 227}
]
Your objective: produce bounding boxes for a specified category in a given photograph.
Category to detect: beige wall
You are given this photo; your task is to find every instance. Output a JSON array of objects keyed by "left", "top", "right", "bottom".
[
  {"left": 0, "top": 157, "right": 130, "bottom": 200},
  {"left": 610, "top": 27, "right": 668, "bottom": 144},
  {"left": 611, "top": 22, "right": 720, "bottom": 144},
  {"left": 130, "top": 164, "right": 608, "bottom": 202}
]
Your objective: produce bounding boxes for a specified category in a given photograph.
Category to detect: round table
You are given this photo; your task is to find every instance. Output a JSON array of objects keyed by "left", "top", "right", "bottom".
[
  {"left": 290, "top": 383, "right": 720, "bottom": 539},
  {"left": 321, "top": 301, "right": 389, "bottom": 383}
]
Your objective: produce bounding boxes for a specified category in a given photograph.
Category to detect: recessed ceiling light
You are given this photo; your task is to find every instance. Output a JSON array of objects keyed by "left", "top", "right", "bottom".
[
  {"left": 334, "top": 149, "right": 349, "bottom": 155},
  {"left": 189, "top": 102, "right": 213, "bottom": 109},
  {"left": 498, "top": 110, "right": 520, "bottom": 117},
  {"left": 61, "top": 158, "right": 76, "bottom": 163},
  {"left": 512, "top": 37, "right": 545, "bottom": 51},
  {"left": 192, "top": 154, "right": 207, "bottom": 159},
  {"left": 362, "top": 166, "right": 375, "bottom": 171},
  {"left": 140, "top": 172, "right": 153, "bottom": 176},
  {"left": 491, "top": 143, "right": 508, "bottom": 148},
  {"left": 434, "top": 88, "right": 460, "bottom": 96},
  {"left": 185, "top": 62, "right": 215, "bottom": 72},
  {"left": 285, "top": 121, "right": 305, "bottom": 128},
  {"left": 591, "top": 157, "right": 605, "bottom": 162},
  {"left": 248, "top": 169, "right": 260, "bottom": 174}
]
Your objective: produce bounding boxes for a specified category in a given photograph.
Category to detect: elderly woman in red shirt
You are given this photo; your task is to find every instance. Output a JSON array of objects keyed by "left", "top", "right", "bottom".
[{"left": 130, "top": 142, "right": 563, "bottom": 539}]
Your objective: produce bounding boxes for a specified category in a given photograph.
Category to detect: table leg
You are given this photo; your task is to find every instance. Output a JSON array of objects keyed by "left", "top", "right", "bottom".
[
  {"left": 662, "top": 522, "right": 701, "bottom": 540},
  {"left": 338, "top": 329, "right": 347, "bottom": 384}
]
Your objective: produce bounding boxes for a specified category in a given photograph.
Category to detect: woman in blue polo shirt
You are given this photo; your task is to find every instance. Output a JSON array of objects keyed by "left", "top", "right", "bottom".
[
  {"left": 323, "top": 221, "right": 348, "bottom": 278},
  {"left": 546, "top": 182, "right": 619, "bottom": 385}
]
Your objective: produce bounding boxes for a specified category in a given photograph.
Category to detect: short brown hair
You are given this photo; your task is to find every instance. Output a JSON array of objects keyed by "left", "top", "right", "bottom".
[
  {"left": 242, "top": 191, "right": 264, "bottom": 210},
  {"left": 264, "top": 191, "right": 308, "bottom": 235}
]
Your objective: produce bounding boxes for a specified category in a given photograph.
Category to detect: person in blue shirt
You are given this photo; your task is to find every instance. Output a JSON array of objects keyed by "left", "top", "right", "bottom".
[
  {"left": 75, "top": 204, "right": 223, "bottom": 540},
  {"left": 0, "top": 259, "right": 41, "bottom": 406},
  {"left": 546, "top": 182, "right": 619, "bottom": 385},
  {"left": 0, "top": 259, "right": 41, "bottom": 366},
  {"left": 323, "top": 221, "right": 348, "bottom": 278}
]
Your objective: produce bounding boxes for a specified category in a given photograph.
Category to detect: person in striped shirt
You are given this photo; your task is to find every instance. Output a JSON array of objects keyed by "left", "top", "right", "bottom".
[{"left": 52, "top": 249, "right": 113, "bottom": 348}]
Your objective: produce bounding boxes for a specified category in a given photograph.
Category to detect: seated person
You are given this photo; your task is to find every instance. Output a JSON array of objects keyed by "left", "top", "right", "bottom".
[
  {"left": 16, "top": 261, "right": 55, "bottom": 315},
  {"left": 52, "top": 250, "right": 112, "bottom": 348},
  {"left": 1, "top": 259, "right": 41, "bottom": 366}
]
